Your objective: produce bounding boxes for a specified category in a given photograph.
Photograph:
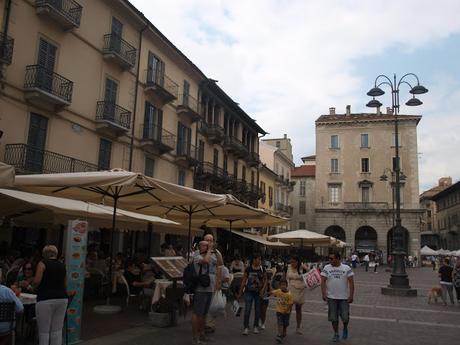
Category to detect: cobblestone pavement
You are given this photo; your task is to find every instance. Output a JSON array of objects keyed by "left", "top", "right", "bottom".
[{"left": 81, "top": 267, "right": 460, "bottom": 345}]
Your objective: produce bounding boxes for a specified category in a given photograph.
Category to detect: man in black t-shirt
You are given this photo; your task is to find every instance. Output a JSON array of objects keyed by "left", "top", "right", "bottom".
[{"left": 438, "top": 258, "right": 454, "bottom": 306}]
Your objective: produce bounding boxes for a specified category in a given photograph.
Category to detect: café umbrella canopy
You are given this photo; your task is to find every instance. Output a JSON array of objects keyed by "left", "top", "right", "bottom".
[
  {"left": 0, "top": 188, "right": 179, "bottom": 231},
  {"left": 420, "top": 245, "right": 438, "bottom": 256},
  {"left": 230, "top": 229, "right": 289, "bottom": 247},
  {"left": 269, "top": 229, "right": 335, "bottom": 247}
]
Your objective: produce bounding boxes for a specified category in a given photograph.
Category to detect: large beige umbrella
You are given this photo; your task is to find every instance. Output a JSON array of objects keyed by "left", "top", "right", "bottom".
[
  {"left": 269, "top": 229, "right": 334, "bottom": 247},
  {"left": 0, "top": 188, "right": 180, "bottom": 232},
  {"left": 0, "top": 162, "right": 15, "bottom": 187},
  {"left": 230, "top": 230, "right": 289, "bottom": 247}
]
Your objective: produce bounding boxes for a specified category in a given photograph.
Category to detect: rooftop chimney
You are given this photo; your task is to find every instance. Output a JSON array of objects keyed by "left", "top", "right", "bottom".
[
  {"left": 329, "top": 107, "right": 336, "bottom": 115},
  {"left": 283, "top": 134, "right": 287, "bottom": 139},
  {"left": 346, "top": 105, "right": 351, "bottom": 116},
  {"left": 386, "top": 107, "right": 393, "bottom": 115},
  {"left": 377, "top": 106, "right": 381, "bottom": 115}
]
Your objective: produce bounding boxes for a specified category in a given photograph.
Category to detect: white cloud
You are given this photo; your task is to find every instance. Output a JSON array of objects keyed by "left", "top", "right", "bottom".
[{"left": 131, "top": 0, "right": 460, "bottom": 191}]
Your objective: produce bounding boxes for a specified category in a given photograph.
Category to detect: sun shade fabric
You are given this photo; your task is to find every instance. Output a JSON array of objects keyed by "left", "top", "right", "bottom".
[
  {"left": 0, "top": 162, "right": 15, "bottom": 187},
  {"left": 229, "top": 230, "right": 289, "bottom": 247},
  {"left": 269, "top": 229, "right": 334, "bottom": 246},
  {"left": 0, "top": 188, "right": 179, "bottom": 231},
  {"left": 420, "top": 245, "right": 437, "bottom": 256},
  {"left": 13, "top": 170, "right": 228, "bottom": 217}
]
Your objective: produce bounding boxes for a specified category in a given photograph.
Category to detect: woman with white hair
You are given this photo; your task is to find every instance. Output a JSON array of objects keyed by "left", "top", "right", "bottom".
[{"left": 33, "top": 245, "right": 68, "bottom": 345}]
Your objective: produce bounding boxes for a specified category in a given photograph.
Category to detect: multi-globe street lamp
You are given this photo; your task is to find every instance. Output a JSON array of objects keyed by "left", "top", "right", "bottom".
[{"left": 366, "top": 73, "right": 428, "bottom": 296}]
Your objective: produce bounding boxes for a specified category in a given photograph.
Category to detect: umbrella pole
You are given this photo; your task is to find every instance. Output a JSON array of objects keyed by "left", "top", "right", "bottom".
[
  {"left": 227, "top": 220, "right": 233, "bottom": 256},
  {"left": 147, "top": 222, "right": 153, "bottom": 257},
  {"left": 107, "top": 195, "right": 118, "bottom": 305},
  {"left": 187, "top": 207, "right": 192, "bottom": 260}
]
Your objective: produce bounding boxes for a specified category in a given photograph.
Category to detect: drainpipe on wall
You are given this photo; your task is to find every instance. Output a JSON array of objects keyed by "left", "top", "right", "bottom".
[
  {"left": 0, "top": 0, "right": 13, "bottom": 84},
  {"left": 128, "top": 24, "right": 148, "bottom": 171}
]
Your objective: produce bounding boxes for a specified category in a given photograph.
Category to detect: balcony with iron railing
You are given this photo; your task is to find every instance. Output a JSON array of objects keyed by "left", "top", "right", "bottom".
[
  {"left": 199, "top": 122, "right": 225, "bottom": 144},
  {"left": 223, "top": 136, "right": 249, "bottom": 158},
  {"left": 175, "top": 140, "right": 198, "bottom": 167},
  {"left": 102, "top": 34, "right": 136, "bottom": 69},
  {"left": 247, "top": 151, "right": 260, "bottom": 167},
  {"left": 140, "top": 124, "right": 176, "bottom": 154},
  {"left": 35, "top": 0, "right": 82, "bottom": 30},
  {"left": 176, "top": 94, "right": 200, "bottom": 122},
  {"left": 145, "top": 70, "right": 178, "bottom": 104},
  {"left": 95, "top": 101, "right": 131, "bottom": 136},
  {"left": 24, "top": 65, "right": 73, "bottom": 108},
  {"left": 195, "top": 162, "right": 225, "bottom": 182},
  {"left": 4, "top": 143, "right": 98, "bottom": 174},
  {"left": 0, "top": 32, "right": 14, "bottom": 65}
]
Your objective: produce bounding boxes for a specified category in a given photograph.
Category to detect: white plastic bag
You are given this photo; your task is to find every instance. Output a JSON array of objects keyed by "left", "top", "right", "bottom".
[
  {"left": 231, "top": 299, "right": 242, "bottom": 317},
  {"left": 209, "top": 290, "right": 226, "bottom": 317}
]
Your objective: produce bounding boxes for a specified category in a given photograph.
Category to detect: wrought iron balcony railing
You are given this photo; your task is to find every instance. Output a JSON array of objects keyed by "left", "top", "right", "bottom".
[
  {"left": 145, "top": 69, "right": 178, "bottom": 102},
  {"left": 141, "top": 124, "right": 176, "bottom": 153},
  {"left": 4, "top": 143, "right": 98, "bottom": 174},
  {"left": 96, "top": 101, "right": 131, "bottom": 130},
  {"left": 24, "top": 64, "right": 73, "bottom": 104},
  {"left": 103, "top": 34, "right": 136, "bottom": 69},
  {"left": 0, "top": 32, "right": 14, "bottom": 65},
  {"left": 199, "top": 122, "right": 225, "bottom": 144},
  {"left": 248, "top": 151, "right": 260, "bottom": 167},
  {"left": 176, "top": 94, "right": 200, "bottom": 121},
  {"left": 176, "top": 140, "right": 197, "bottom": 162},
  {"left": 36, "top": 0, "right": 83, "bottom": 29}
]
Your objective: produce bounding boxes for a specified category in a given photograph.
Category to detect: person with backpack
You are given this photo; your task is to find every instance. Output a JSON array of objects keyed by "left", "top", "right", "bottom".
[
  {"left": 190, "top": 240, "right": 219, "bottom": 345},
  {"left": 237, "top": 252, "right": 266, "bottom": 336}
]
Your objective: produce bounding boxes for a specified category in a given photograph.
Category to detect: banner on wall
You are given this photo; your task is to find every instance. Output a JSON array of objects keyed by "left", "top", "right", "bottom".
[{"left": 65, "top": 219, "right": 88, "bottom": 344}]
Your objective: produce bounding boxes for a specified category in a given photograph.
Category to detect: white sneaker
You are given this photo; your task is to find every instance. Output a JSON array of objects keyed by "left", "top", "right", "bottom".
[
  {"left": 253, "top": 327, "right": 260, "bottom": 334},
  {"left": 242, "top": 328, "right": 249, "bottom": 336},
  {"left": 259, "top": 323, "right": 265, "bottom": 330}
]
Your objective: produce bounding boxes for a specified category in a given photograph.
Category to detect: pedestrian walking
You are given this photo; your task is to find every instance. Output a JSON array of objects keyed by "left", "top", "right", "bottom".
[
  {"left": 438, "top": 258, "right": 454, "bottom": 306},
  {"left": 363, "top": 253, "right": 370, "bottom": 272},
  {"left": 451, "top": 260, "right": 460, "bottom": 306},
  {"left": 372, "top": 254, "right": 379, "bottom": 273},
  {"left": 270, "top": 279, "right": 293, "bottom": 344},
  {"left": 431, "top": 256, "right": 436, "bottom": 271},
  {"left": 321, "top": 252, "right": 355, "bottom": 342},
  {"left": 191, "top": 239, "right": 222, "bottom": 345},
  {"left": 351, "top": 253, "right": 358, "bottom": 269},
  {"left": 285, "top": 256, "right": 308, "bottom": 334},
  {"left": 237, "top": 252, "right": 266, "bottom": 336}
]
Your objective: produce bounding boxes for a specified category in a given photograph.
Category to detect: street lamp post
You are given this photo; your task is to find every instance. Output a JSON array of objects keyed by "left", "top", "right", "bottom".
[{"left": 366, "top": 73, "right": 428, "bottom": 296}]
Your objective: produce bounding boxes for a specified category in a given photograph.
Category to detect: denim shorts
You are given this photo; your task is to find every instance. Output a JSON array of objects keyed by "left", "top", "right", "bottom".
[
  {"left": 276, "top": 312, "right": 290, "bottom": 327},
  {"left": 327, "top": 298, "right": 349, "bottom": 323},
  {"left": 192, "top": 292, "right": 213, "bottom": 316}
]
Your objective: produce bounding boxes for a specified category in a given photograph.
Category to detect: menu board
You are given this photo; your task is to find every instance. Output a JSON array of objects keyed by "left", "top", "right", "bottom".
[
  {"left": 65, "top": 219, "right": 88, "bottom": 344},
  {"left": 151, "top": 256, "right": 188, "bottom": 279}
]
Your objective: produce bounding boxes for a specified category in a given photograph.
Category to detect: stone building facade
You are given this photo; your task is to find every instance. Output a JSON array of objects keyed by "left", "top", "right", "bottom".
[
  {"left": 291, "top": 156, "right": 316, "bottom": 230},
  {"left": 314, "top": 106, "right": 424, "bottom": 258},
  {"left": 431, "top": 180, "right": 460, "bottom": 250}
]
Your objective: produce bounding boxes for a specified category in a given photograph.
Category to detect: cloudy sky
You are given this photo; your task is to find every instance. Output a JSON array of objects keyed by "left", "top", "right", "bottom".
[{"left": 131, "top": 0, "right": 460, "bottom": 192}]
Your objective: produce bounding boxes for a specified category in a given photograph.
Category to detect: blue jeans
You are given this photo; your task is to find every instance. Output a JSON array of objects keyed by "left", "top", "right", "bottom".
[{"left": 243, "top": 291, "right": 261, "bottom": 328}]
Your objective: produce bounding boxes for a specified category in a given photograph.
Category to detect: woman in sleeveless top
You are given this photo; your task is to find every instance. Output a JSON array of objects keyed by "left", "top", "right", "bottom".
[
  {"left": 286, "top": 256, "right": 308, "bottom": 334},
  {"left": 33, "top": 245, "right": 68, "bottom": 345}
]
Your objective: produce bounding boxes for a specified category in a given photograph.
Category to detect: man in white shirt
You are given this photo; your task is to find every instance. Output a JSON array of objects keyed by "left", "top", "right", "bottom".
[
  {"left": 363, "top": 253, "right": 370, "bottom": 272},
  {"left": 321, "top": 252, "right": 355, "bottom": 342}
]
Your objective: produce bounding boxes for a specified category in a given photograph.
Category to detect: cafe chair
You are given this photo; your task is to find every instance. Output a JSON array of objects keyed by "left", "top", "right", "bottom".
[{"left": 0, "top": 302, "right": 16, "bottom": 345}]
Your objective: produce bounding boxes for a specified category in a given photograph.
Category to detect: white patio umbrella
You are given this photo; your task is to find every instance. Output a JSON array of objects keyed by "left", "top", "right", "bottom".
[
  {"left": 269, "top": 229, "right": 335, "bottom": 247},
  {"left": 0, "top": 188, "right": 179, "bottom": 231},
  {"left": 436, "top": 248, "right": 452, "bottom": 256},
  {"left": 420, "top": 245, "right": 437, "bottom": 256},
  {"left": 228, "top": 229, "right": 289, "bottom": 247}
]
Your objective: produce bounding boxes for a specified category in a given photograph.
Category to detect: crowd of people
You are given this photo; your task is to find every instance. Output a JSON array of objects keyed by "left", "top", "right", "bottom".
[{"left": 188, "top": 233, "right": 355, "bottom": 344}]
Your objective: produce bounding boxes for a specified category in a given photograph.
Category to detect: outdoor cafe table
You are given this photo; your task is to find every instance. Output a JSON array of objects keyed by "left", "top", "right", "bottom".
[{"left": 151, "top": 279, "right": 184, "bottom": 305}]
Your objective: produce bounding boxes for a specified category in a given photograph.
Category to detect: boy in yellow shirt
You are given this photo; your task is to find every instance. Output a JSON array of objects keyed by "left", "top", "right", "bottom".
[{"left": 271, "top": 278, "right": 293, "bottom": 343}]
